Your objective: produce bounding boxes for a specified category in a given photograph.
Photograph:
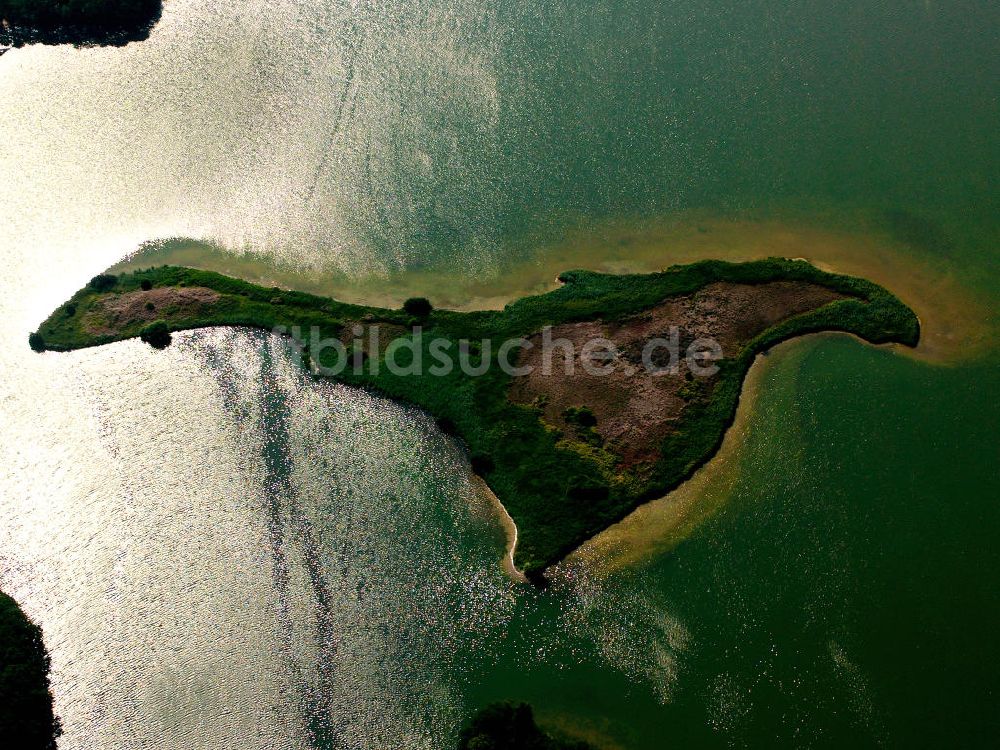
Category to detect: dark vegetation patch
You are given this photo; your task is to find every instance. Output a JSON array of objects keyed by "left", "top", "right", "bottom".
[
  {"left": 0, "top": 591, "right": 61, "bottom": 749},
  {"left": 87, "top": 273, "right": 117, "bottom": 292},
  {"left": 0, "top": 0, "right": 162, "bottom": 48},
  {"left": 459, "top": 702, "right": 593, "bottom": 750},
  {"left": 470, "top": 453, "right": 495, "bottom": 475},
  {"left": 33, "top": 259, "right": 919, "bottom": 577},
  {"left": 403, "top": 296, "right": 434, "bottom": 318},
  {"left": 139, "top": 320, "right": 171, "bottom": 349}
]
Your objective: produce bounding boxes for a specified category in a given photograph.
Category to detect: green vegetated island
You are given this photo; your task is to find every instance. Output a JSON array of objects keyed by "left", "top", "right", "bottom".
[
  {"left": 32, "top": 259, "right": 919, "bottom": 579},
  {"left": 0, "top": 591, "right": 61, "bottom": 748},
  {"left": 0, "top": 0, "right": 162, "bottom": 48}
]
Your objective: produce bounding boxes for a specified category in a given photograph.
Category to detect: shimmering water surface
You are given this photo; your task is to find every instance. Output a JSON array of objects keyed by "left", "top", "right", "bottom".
[{"left": 1, "top": 1, "right": 998, "bottom": 748}]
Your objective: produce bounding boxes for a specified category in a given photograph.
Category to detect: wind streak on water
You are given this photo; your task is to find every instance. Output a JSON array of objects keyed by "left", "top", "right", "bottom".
[
  {"left": 0, "top": 316, "right": 703, "bottom": 750},
  {"left": 184, "top": 329, "right": 533, "bottom": 748},
  {"left": 305, "top": 10, "right": 368, "bottom": 205},
  {"left": 196, "top": 332, "right": 341, "bottom": 747}
]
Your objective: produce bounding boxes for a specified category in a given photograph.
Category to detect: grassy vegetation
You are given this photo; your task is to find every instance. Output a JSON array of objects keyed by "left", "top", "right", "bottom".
[
  {"left": 459, "top": 702, "right": 593, "bottom": 750},
  {"left": 0, "top": 0, "right": 161, "bottom": 47},
  {"left": 31, "top": 259, "right": 919, "bottom": 578},
  {"left": 0, "top": 592, "right": 61, "bottom": 749}
]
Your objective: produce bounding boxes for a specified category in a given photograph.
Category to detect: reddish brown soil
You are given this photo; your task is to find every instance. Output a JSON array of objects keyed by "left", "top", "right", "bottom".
[
  {"left": 508, "top": 281, "right": 845, "bottom": 466},
  {"left": 84, "top": 287, "right": 221, "bottom": 335},
  {"left": 339, "top": 321, "right": 409, "bottom": 355}
]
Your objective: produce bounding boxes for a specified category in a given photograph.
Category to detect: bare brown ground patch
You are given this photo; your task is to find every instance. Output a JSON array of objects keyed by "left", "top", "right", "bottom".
[
  {"left": 338, "top": 321, "right": 408, "bottom": 356},
  {"left": 509, "top": 281, "right": 844, "bottom": 466},
  {"left": 83, "top": 286, "right": 221, "bottom": 335}
]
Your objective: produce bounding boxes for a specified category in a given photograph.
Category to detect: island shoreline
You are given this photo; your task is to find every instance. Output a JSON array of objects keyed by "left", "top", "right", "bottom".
[{"left": 30, "top": 259, "right": 920, "bottom": 579}]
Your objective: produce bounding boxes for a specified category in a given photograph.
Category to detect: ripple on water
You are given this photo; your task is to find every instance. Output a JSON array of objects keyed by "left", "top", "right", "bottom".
[{"left": 2, "top": 328, "right": 526, "bottom": 749}]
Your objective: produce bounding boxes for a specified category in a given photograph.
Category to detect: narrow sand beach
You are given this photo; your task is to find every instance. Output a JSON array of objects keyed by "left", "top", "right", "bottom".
[{"left": 561, "top": 337, "right": 804, "bottom": 576}]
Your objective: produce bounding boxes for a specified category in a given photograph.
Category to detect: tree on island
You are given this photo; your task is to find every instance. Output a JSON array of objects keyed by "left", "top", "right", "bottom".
[
  {"left": 403, "top": 297, "right": 433, "bottom": 318},
  {"left": 87, "top": 273, "right": 117, "bottom": 292},
  {"left": 459, "top": 702, "right": 593, "bottom": 750},
  {"left": 0, "top": 592, "right": 61, "bottom": 749},
  {"left": 139, "top": 320, "right": 171, "bottom": 349}
]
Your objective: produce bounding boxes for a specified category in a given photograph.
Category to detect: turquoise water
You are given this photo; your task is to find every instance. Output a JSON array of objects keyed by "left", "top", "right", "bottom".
[{"left": 0, "top": 1, "right": 997, "bottom": 748}]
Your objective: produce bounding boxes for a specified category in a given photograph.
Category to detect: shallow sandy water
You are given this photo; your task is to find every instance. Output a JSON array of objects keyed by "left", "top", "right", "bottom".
[{"left": 113, "top": 213, "right": 992, "bottom": 365}]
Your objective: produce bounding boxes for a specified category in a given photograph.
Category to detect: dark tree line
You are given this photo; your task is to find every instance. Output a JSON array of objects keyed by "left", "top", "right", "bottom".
[
  {"left": 0, "top": 592, "right": 61, "bottom": 749},
  {"left": 1, "top": 0, "right": 162, "bottom": 47},
  {"left": 459, "top": 702, "right": 594, "bottom": 750}
]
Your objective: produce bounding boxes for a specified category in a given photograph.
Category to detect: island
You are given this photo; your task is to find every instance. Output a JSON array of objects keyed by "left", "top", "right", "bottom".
[
  {"left": 0, "top": 591, "right": 61, "bottom": 749},
  {"left": 0, "top": 0, "right": 162, "bottom": 48},
  {"left": 30, "top": 258, "right": 919, "bottom": 579}
]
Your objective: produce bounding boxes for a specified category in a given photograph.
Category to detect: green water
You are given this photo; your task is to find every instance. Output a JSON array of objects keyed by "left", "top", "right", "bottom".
[
  {"left": 339, "top": 0, "right": 999, "bottom": 273},
  {"left": 1, "top": 1, "right": 998, "bottom": 748},
  {"left": 451, "top": 338, "right": 1000, "bottom": 748}
]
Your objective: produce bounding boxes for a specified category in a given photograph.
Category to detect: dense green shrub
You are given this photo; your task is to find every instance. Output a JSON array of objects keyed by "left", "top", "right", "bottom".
[
  {"left": 470, "top": 453, "right": 495, "bottom": 475},
  {"left": 140, "top": 279, "right": 152, "bottom": 291},
  {"left": 87, "top": 273, "right": 117, "bottom": 292},
  {"left": 437, "top": 416, "right": 457, "bottom": 434},
  {"left": 0, "top": 592, "right": 61, "bottom": 749},
  {"left": 28, "top": 332, "right": 46, "bottom": 352},
  {"left": 562, "top": 406, "right": 596, "bottom": 428},
  {"left": 139, "top": 320, "right": 171, "bottom": 349},
  {"left": 403, "top": 297, "right": 433, "bottom": 318}
]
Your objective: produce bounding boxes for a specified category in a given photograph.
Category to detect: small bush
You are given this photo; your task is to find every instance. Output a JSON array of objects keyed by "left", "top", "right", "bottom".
[
  {"left": 145, "top": 302, "right": 155, "bottom": 311},
  {"left": 28, "top": 332, "right": 46, "bottom": 352},
  {"left": 64, "top": 303, "right": 76, "bottom": 317},
  {"left": 403, "top": 297, "right": 433, "bottom": 317},
  {"left": 88, "top": 274, "right": 117, "bottom": 292},
  {"left": 139, "top": 320, "right": 171, "bottom": 349},
  {"left": 562, "top": 406, "right": 597, "bottom": 428},
  {"left": 140, "top": 279, "right": 152, "bottom": 291}
]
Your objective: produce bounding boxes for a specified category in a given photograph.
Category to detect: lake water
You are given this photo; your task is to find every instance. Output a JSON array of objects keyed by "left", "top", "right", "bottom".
[{"left": 0, "top": 1, "right": 997, "bottom": 748}]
